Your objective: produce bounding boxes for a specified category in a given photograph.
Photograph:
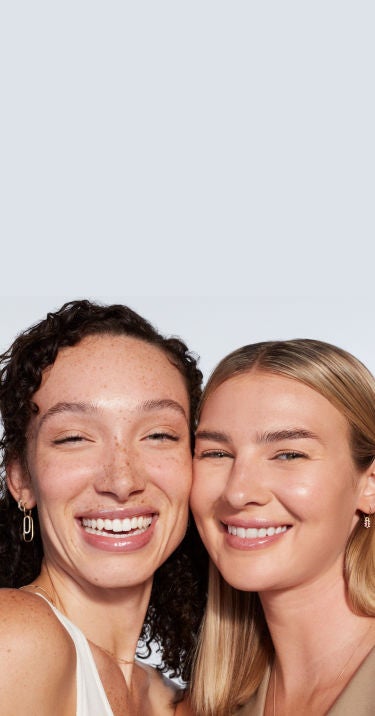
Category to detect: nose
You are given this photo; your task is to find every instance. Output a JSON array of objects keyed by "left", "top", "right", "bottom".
[
  {"left": 94, "top": 444, "right": 146, "bottom": 501},
  {"left": 222, "top": 456, "right": 271, "bottom": 510}
]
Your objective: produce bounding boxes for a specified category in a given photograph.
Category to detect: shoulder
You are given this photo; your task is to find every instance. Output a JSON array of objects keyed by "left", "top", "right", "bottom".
[
  {"left": 0, "top": 587, "right": 73, "bottom": 648},
  {"left": 0, "top": 588, "right": 76, "bottom": 714}
]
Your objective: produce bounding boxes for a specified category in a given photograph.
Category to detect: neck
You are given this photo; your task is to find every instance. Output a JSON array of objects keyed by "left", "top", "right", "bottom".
[
  {"left": 260, "top": 572, "right": 374, "bottom": 688},
  {"left": 32, "top": 562, "right": 152, "bottom": 665}
]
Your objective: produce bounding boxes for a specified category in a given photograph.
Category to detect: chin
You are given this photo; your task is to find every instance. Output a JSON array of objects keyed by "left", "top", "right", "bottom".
[
  {"left": 215, "top": 564, "right": 271, "bottom": 593},
  {"left": 224, "top": 577, "right": 259, "bottom": 592}
]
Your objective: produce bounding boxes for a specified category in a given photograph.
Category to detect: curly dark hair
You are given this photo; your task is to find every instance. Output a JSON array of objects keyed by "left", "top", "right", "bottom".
[{"left": 0, "top": 299, "right": 207, "bottom": 679}]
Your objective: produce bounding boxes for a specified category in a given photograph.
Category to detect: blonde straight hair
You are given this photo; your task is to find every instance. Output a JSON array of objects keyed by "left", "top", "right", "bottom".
[{"left": 190, "top": 339, "right": 375, "bottom": 715}]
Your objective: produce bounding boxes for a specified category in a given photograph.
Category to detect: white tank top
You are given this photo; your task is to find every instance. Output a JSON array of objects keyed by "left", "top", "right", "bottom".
[{"left": 36, "top": 593, "right": 114, "bottom": 716}]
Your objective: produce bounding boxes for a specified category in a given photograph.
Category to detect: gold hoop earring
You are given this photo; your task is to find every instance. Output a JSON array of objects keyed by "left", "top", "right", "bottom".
[{"left": 18, "top": 500, "right": 34, "bottom": 542}]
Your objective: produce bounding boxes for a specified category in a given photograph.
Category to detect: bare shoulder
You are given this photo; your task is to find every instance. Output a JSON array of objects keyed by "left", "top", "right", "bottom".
[
  {"left": 0, "top": 587, "right": 73, "bottom": 647},
  {"left": 0, "top": 588, "right": 76, "bottom": 714}
]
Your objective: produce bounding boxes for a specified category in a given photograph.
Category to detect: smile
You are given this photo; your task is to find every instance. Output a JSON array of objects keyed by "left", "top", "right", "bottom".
[
  {"left": 82, "top": 516, "right": 153, "bottom": 537},
  {"left": 227, "top": 525, "right": 288, "bottom": 538}
]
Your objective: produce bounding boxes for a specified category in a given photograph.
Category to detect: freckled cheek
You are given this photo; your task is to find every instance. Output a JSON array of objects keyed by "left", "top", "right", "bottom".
[
  {"left": 29, "top": 456, "right": 97, "bottom": 500},
  {"left": 145, "top": 453, "right": 193, "bottom": 499}
]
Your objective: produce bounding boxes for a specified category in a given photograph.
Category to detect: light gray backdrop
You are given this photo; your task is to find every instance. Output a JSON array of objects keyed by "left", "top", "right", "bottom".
[
  {"left": 1, "top": 296, "right": 374, "bottom": 381},
  {"left": 1, "top": 3, "right": 374, "bottom": 299}
]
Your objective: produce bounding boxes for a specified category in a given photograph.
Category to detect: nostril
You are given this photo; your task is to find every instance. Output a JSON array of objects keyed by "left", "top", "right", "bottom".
[{"left": 94, "top": 475, "right": 146, "bottom": 500}]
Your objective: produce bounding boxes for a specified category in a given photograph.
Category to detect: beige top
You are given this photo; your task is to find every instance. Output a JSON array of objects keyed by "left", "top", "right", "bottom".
[{"left": 236, "top": 648, "right": 375, "bottom": 715}]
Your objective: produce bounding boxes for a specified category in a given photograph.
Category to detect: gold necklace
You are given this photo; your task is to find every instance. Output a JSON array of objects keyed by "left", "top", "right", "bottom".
[
  {"left": 20, "top": 584, "right": 135, "bottom": 666},
  {"left": 99, "top": 647, "right": 135, "bottom": 666},
  {"left": 19, "top": 583, "right": 58, "bottom": 604},
  {"left": 272, "top": 623, "right": 374, "bottom": 716}
]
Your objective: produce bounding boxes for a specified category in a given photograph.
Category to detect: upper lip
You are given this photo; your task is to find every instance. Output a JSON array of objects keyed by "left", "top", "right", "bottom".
[
  {"left": 221, "top": 518, "right": 291, "bottom": 529},
  {"left": 77, "top": 507, "right": 157, "bottom": 520}
]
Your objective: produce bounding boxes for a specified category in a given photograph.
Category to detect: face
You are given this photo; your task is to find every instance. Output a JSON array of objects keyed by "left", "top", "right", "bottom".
[
  {"left": 10, "top": 334, "right": 191, "bottom": 592},
  {"left": 191, "top": 371, "right": 369, "bottom": 594}
]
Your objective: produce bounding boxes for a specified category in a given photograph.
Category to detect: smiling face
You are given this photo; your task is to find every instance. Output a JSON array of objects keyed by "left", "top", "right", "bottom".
[
  {"left": 191, "top": 371, "right": 371, "bottom": 594},
  {"left": 8, "top": 334, "right": 192, "bottom": 592}
]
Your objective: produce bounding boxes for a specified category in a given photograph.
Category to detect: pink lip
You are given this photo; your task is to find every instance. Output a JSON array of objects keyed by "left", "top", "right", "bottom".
[
  {"left": 77, "top": 507, "right": 157, "bottom": 520},
  {"left": 77, "top": 513, "right": 157, "bottom": 553},
  {"left": 221, "top": 520, "right": 291, "bottom": 530},
  {"left": 221, "top": 522, "right": 292, "bottom": 551}
]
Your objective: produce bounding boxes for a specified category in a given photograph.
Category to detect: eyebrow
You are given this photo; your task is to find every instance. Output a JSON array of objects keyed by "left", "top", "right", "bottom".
[
  {"left": 137, "top": 399, "right": 188, "bottom": 421},
  {"left": 195, "top": 430, "right": 232, "bottom": 444},
  {"left": 38, "top": 398, "right": 187, "bottom": 430},
  {"left": 257, "top": 429, "right": 320, "bottom": 443},
  {"left": 38, "top": 401, "right": 99, "bottom": 430},
  {"left": 195, "top": 428, "right": 319, "bottom": 444}
]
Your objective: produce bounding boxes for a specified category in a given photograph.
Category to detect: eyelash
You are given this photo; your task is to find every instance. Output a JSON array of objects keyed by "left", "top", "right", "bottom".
[
  {"left": 53, "top": 435, "right": 85, "bottom": 445},
  {"left": 53, "top": 432, "right": 179, "bottom": 446},
  {"left": 197, "top": 449, "right": 307, "bottom": 461},
  {"left": 198, "top": 450, "right": 232, "bottom": 459},
  {"left": 145, "top": 432, "right": 179, "bottom": 442},
  {"left": 274, "top": 451, "right": 306, "bottom": 460}
]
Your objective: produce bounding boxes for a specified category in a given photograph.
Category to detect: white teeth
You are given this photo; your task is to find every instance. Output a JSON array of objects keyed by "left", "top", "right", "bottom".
[
  {"left": 227, "top": 525, "right": 288, "bottom": 538},
  {"left": 247, "top": 529, "right": 258, "bottom": 538},
  {"left": 82, "top": 515, "right": 153, "bottom": 537}
]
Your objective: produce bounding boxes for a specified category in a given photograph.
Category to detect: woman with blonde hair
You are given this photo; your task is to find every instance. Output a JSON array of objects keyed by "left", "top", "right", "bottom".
[{"left": 186, "top": 339, "right": 375, "bottom": 715}]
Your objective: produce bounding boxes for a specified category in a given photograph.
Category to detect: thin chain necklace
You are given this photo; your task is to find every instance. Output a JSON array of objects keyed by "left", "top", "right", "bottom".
[
  {"left": 20, "top": 583, "right": 54, "bottom": 602},
  {"left": 99, "top": 647, "right": 135, "bottom": 666},
  {"left": 272, "top": 623, "right": 374, "bottom": 716},
  {"left": 20, "top": 583, "right": 135, "bottom": 667}
]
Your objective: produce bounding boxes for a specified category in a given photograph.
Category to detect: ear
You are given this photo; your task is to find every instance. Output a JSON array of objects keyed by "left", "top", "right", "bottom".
[
  {"left": 6, "top": 460, "right": 37, "bottom": 509},
  {"left": 357, "top": 459, "right": 375, "bottom": 514}
]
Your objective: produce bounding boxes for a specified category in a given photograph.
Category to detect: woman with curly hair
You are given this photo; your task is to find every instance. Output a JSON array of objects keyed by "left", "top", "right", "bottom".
[{"left": 0, "top": 299, "right": 207, "bottom": 715}]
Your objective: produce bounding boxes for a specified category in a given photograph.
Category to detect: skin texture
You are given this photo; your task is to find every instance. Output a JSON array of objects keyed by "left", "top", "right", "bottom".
[
  {"left": 191, "top": 371, "right": 375, "bottom": 714},
  {"left": 2, "top": 334, "right": 192, "bottom": 715}
]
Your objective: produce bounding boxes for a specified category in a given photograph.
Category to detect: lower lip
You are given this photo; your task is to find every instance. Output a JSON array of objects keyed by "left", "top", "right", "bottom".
[
  {"left": 224, "top": 526, "right": 290, "bottom": 550},
  {"left": 79, "top": 518, "right": 156, "bottom": 553}
]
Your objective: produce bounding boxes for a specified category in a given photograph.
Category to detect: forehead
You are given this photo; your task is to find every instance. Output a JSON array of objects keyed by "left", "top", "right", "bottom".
[
  {"left": 200, "top": 371, "right": 349, "bottom": 434},
  {"left": 34, "top": 334, "right": 189, "bottom": 407}
]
